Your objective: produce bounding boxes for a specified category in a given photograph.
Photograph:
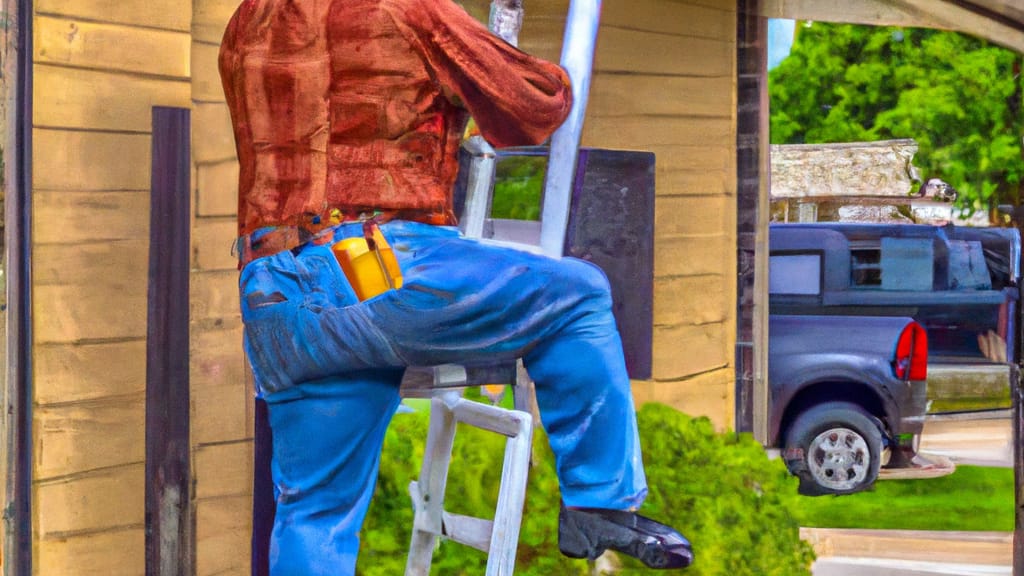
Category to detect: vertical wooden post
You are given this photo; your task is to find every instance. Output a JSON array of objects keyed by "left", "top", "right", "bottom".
[
  {"left": 1014, "top": 363, "right": 1023, "bottom": 576},
  {"left": 3, "top": 0, "right": 34, "bottom": 574},
  {"left": 146, "top": 107, "right": 193, "bottom": 576},
  {"left": 735, "top": 0, "right": 769, "bottom": 441}
]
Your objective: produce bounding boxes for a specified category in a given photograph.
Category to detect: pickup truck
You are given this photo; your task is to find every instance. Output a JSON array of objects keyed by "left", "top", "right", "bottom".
[
  {"left": 770, "top": 223, "right": 1020, "bottom": 413},
  {"left": 769, "top": 314, "right": 929, "bottom": 495}
]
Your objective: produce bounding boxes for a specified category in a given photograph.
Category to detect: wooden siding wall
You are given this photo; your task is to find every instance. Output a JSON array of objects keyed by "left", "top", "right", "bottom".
[
  {"left": 191, "top": 1, "right": 252, "bottom": 575},
  {"left": 31, "top": 1, "right": 191, "bottom": 574},
  {"left": 28, "top": 0, "right": 737, "bottom": 572},
  {"left": 593, "top": 0, "right": 737, "bottom": 428},
  {"left": 464, "top": 0, "right": 739, "bottom": 426}
]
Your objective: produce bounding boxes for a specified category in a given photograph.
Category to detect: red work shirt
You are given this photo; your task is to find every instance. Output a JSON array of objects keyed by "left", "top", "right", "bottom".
[{"left": 219, "top": 0, "right": 573, "bottom": 238}]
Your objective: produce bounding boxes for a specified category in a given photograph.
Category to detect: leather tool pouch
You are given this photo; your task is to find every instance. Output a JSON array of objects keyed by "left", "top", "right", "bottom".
[{"left": 331, "top": 222, "right": 404, "bottom": 301}]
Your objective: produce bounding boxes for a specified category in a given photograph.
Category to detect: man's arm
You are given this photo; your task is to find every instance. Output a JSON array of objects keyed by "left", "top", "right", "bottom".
[{"left": 383, "top": 0, "right": 572, "bottom": 149}]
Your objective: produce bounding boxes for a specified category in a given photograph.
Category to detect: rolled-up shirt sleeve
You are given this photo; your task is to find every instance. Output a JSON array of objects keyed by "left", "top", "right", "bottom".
[{"left": 384, "top": 0, "right": 572, "bottom": 148}]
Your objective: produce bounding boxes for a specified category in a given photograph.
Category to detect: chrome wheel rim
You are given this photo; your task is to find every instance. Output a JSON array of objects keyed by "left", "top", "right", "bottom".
[{"left": 807, "top": 427, "right": 870, "bottom": 492}]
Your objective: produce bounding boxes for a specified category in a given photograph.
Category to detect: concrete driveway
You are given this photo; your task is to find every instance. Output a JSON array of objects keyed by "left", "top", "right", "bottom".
[{"left": 810, "top": 412, "right": 1014, "bottom": 576}]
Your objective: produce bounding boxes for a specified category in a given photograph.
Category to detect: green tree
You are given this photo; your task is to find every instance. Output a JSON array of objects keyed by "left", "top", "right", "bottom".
[{"left": 769, "top": 22, "right": 1024, "bottom": 212}]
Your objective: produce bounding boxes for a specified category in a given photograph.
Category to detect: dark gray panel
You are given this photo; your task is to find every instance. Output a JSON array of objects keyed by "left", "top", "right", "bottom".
[{"left": 565, "top": 148, "right": 655, "bottom": 380}]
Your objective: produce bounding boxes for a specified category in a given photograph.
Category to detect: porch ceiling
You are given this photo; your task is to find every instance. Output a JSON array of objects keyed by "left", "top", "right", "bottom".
[{"left": 763, "top": 0, "right": 1024, "bottom": 53}]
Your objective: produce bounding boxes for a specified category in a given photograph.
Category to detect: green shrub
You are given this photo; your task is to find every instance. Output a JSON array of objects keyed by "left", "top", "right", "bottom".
[{"left": 357, "top": 402, "right": 814, "bottom": 575}]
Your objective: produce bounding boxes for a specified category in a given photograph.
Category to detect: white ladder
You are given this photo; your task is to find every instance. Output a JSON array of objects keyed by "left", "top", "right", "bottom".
[{"left": 403, "top": 1, "right": 602, "bottom": 575}]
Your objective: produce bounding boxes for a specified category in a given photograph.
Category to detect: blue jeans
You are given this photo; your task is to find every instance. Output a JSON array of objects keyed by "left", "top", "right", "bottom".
[{"left": 240, "top": 220, "right": 647, "bottom": 575}]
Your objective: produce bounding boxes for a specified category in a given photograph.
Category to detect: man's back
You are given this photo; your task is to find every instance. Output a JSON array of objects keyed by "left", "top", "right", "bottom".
[{"left": 220, "top": 0, "right": 571, "bottom": 237}]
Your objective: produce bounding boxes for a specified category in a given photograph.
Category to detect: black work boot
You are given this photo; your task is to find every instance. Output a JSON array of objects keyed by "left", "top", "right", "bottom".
[{"left": 558, "top": 505, "right": 693, "bottom": 569}]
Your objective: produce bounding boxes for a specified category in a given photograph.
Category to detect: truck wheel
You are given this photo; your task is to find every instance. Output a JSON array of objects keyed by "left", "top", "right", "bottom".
[{"left": 783, "top": 402, "right": 883, "bottom": 496}]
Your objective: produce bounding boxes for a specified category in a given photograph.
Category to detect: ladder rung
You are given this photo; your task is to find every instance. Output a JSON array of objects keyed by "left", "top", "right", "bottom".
[{"left": 441, "top": 511, "right": 494, "bottom": 553}]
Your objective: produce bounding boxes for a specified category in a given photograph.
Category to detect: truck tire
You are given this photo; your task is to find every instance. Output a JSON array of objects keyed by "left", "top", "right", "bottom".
[{"left": 783, "top": 401, "right": 883, "bottom": 496}]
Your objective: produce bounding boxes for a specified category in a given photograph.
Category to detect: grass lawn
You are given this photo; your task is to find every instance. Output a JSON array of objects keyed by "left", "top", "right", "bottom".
[{"left": 791, "top": 465, "right": 1014, "bottom": 531}]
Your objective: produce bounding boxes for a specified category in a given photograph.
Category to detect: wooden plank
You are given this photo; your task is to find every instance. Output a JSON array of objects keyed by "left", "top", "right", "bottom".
[
  {"left": 654, "top": 195, "right": 730, "bottom": 236},
  {"left": 191, "top": 41, "right": 227, "bottom": 103},
  {"left": 651, "top": 322, "right": 730, "bottom": 380},
  {"left": 34, "top": 65, "right": 190, "bottom": 132},
  {"left": 35, "top": 15, "right": 190, "bottom": 79},
  {"left": 190, "top": 324, "right": 249, "bottom": 448},
  {"left": 682, "top": 0, "right": 739, "bottom": 11},
  {"left": 35, "top": 0, "right": 190, "bottom": 32},
  {"left": 653, "top": 234, "right": 731, "bottom": 277},
  {"left": 764, "top": 0, "right": 1024, "bottom": 53},
  {"left": 189, "top": 322, "right": 248, "bottom": 448},
  {"left": 33, "top": 284, "right": 145, "bottom": 343},
  {"left": 146, "top": 106, "right": 193, "bottom": 575},
  {"left": 634, "top": 368, "right": 735, "bottom": 430},
  {"left": 38, "top": 527, "right": 144, "bottom": 576},
  {"left": 603, "top": 0, "right": 733, "bottom": 39},
  {"left": 653, "top": 143, "right": 735, "bottom": 197},
  {"left": 589, "top": 74, "right": 734, "bottom": 119},
  {"left": 595, "top": 28, "right": 732, "bottom": 76},
  {"left": 192, "top": 217, "right": 239, "bottom": 271},
  {"left": 763, "top": 0, "right": 916, "bottom": 23},
  {"left": 195, "top": 496, "right": 251, "bottom": 576},
  {"left": 516, "top": 17, "right": 566, "bottom": 63},
  {"left": 33, "top": 240, "right": 147, "bottom": 285},
  {"left": 658, "top": 168, "right": 732, "bottom": 197},
  {"left": 191, "top": 0, "right": 244, "bottom": 44},
  {"left": 34, "top": 191, "right": 149, "bottom": 244},
  {"left": 35, "top": 341, "right": 147, "bottom": 405},
  {"left": 191, "top": 270, "right": 242, "bottom": 322},
  {"left": 192, "top": 102, "right": 241, "bottom": 164},
  {"left": 194, "top": 442, "right": 251, "bottom": 500},
  {"left": 33, "top": 241, "right": 148, "bottom": 344},
  {"left": 35, "top": 396, "right": 145, "bottom": 480},
  {"left": 33, "top": 129, "right": 152, "bottom": 192},
  {"left": 647, "top": 144, "right": 733, "bottom": 174},
  {"left": 191, "top": 382, "right": 250, "bottom": 447},
  {"left": 196, "top": 160, "right": 239, "bottom": 217},
  {"left": 35, "top": 464, "right": 144, "bottom": 538},
  {"left": 653, "top": 274, "right": 729, "bottom": 326},
  {"left": 584, "top": 115, "right": 732, "bottom": 149}
]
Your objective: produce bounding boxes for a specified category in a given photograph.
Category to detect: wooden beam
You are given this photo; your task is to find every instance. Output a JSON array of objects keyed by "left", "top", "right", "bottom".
[
  {"left": 895, "top": 0, "right": 1024, "bottom": 53},
  {"left": 736, "top": 0, "right": 770, "bottom": 441},
  {"left": 763, "top": 0, "right": 921, "bottom": 27},
  {"left": 762, "top": 0, "right": 1024, "bottom": 53},
  {"left": 145, "top": 107, "right": 193, "bottom": 576},
  {"left": 3, "top": 0, "right": 34, "bottom": 573}
]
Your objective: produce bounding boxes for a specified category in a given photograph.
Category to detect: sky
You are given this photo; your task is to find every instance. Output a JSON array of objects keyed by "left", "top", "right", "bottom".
[{"left": 768, "top": 19, "right": 797, "bottom": 70}]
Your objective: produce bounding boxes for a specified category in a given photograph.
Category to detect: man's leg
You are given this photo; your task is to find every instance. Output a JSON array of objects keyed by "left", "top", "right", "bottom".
[
  {"left": 366, "top": 222, "right": 691, "bottom": 569},
  {"left": 368, "top": 223, "right": 645, "bottom": 507},
  {"left": 243, "top": 222, "right": 689, "bottom": 570},
  {"left": 263, "top": 369, "right": 403, "bottom": 576}
]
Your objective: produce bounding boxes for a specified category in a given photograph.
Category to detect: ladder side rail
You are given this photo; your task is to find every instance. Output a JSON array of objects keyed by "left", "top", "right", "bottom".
[{"left": 539, "top": 0, "right": 602, "bottom": 258}]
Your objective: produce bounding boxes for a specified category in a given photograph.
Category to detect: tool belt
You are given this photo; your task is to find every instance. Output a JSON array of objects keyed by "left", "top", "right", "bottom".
[
  {"left": 236, "top": 214, "right": 405, "bottom": 301},
  {"left": 235, "top": 208, "right": 453, "bottom": 266}
]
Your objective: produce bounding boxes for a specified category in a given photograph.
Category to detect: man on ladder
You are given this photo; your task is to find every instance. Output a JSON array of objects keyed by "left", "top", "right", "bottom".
[{"left": 219, "top": 0, "right": 693, "bottom": 573}]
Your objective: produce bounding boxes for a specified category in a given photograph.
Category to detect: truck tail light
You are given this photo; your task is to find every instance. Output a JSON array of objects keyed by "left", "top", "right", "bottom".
[{"left": 894, "top": 322, "right": 928, "bottom": 381}]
